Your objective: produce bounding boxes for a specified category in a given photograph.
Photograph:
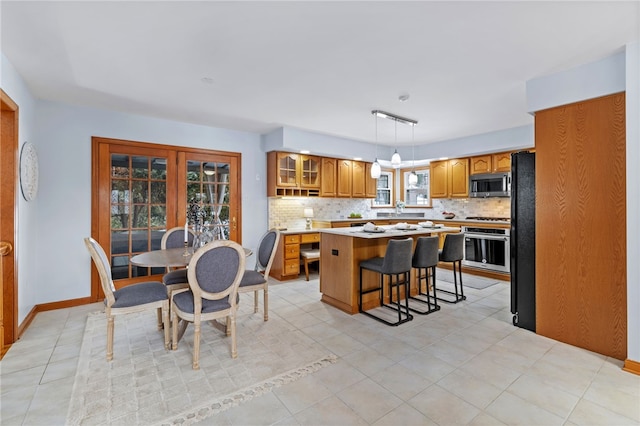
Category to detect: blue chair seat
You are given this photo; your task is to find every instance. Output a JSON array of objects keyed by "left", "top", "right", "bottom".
[
  {"left": 173, "top": 290, "right": 232, "bottom": 314},
  {"left": 239, "top": 270, "right": 267, "bottom": 287},
  {"left": 163, "top": 269, "right": 188, "bottom": 286},
  {"left": 111, "top": 281, "right": 168, "bottom": 308}
]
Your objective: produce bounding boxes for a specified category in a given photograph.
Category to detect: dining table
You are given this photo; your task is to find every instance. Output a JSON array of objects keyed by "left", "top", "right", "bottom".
[{"left": 130, "top": 246, "right": 253, "bottom": 268}]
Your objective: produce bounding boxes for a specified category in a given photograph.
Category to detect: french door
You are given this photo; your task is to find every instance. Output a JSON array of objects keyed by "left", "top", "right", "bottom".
[{"left": 91, "top": 137, "right": 241, "bottom": 295}]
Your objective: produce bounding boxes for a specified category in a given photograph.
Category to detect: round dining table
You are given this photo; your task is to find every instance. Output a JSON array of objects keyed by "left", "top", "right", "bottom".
[{"left": 130, "top": 246, "right": 253, "bottom": 268}]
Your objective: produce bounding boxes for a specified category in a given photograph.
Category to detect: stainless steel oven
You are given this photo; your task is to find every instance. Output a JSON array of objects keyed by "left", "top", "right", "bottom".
[{"left": 462, "top": 226, "right": 510, "bottom": 273}]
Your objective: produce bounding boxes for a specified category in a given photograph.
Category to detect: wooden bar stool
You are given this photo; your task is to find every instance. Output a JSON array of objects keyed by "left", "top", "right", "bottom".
[
  {"left": 300, "top": 249, "right": 320, "bottom": 281},
  {"left": 359, "top": 238, "right": 414, "bottom": 326}
]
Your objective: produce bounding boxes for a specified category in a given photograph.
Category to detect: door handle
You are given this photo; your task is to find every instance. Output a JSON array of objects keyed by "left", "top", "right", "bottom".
[{"left": 0, "top": 241, "right": 12, "bottom": 256}]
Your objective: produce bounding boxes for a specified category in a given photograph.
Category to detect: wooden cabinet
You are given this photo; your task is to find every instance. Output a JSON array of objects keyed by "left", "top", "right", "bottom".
[
  {"left": 337, "top": 159, "right": 352, "bottom": 197},
  {"left": 351, "top": 161, "right": 366, "bottom": 197},
  {"left": 365, "top": 163, "right": 377, "bottom": 198},
  {"left": 270, "top": 232, "right": 320, "bottom": 280},
  {"left": 320, "top": 157, "right": 337, "bottom": 197},
  {"left": 470, "top": 152, "right": 512, "bottom": 175},
  {"left": 267, "top": 152, "right": 320, "bottom": 197},
  {"left": 430, "top": 158, "right": 469, "bottom": 198}
]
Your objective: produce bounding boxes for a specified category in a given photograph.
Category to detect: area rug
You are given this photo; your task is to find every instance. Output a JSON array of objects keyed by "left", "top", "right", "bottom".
[
  {"left": 436, "top": 268, "right": 502, "bottom": 290},
  {"left": 66, "top": 309, "right": 337, "bottom": 426}
]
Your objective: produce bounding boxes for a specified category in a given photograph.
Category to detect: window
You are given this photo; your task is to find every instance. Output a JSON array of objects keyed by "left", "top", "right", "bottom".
[
  {"left": 401, "top": 167, "right": 431, "bottom": 207},
  {"left": 372, "top": 170, "right": 394, "bottom": 207}
]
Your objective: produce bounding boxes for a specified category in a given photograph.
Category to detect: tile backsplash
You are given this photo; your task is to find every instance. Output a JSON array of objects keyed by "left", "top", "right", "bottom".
[{"left": 268, "top": 197, "right": 510, "bottom": 229}]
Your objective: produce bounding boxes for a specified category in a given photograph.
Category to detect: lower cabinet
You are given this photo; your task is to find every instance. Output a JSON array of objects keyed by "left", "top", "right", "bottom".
[{"left": 270, "top": 232, "right": 320, "bottom": 280}]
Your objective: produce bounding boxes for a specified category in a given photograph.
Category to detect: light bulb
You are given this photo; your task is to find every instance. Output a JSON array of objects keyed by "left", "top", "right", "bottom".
[
  {"left": 370, "top": 160, "right": 381, "bottom": 178},
  {"left": 408, "top": 171, "right": 418, "bottom": 186},
  {"left": 391, "top": 150, "right": 401, "bottom": 166}
]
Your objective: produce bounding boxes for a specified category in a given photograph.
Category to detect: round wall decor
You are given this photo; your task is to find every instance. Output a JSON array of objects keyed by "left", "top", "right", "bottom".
[{"left": 19, "top": 141, "right": 39, "bottom": 201}]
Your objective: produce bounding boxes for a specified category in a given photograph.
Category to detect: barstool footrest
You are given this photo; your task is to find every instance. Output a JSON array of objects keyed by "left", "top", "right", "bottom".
[
  {"left": 405, "top": 295, "right": 441, "bottom": 314},
  {"left": 360, "top": 307, "right": 413, "bottom": 326},
  {"left": 435, "top": 288, "right": 466, "bottom": 304}
]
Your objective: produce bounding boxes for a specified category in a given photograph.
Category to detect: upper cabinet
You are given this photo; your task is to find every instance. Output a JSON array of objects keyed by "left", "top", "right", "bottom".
[
  {"left": 470, "top": 151, "right": 512, "bottom": 175},
  {"left": 268, "top": 152, "right": 375, "bottom": 198},
  {"left": 267, "top": 152, "right": 321, "bottom": 197},
  {"left": 430, "top": 158, "right": 469, "bottom": 199}
]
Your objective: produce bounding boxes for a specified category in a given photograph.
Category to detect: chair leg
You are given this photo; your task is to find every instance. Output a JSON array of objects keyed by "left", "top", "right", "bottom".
[
  {"left": 225, "top": 316, "right": 231, "bottom": 336},
  {"left": 230, "top": 313, "right": 238, "bottom": 359},
  {"left": 156, "top": 308, "right": 163, "bottom": 330},
  {"left": 192, "top": 323, "right": 200, "bottom": 370},
  {"left": 253, "top": 290, "right": 259, "bottom": 313},
  {"left": 264, "top": 287, "right": 269, "bottom": 321},
  {"left": 171, "top": 309, "right": 179, "bottom": 350},
  {"left": 304, "top": 258, "right": 310, "bottom": 281},
  {"left": 106, "top": 315, "right": 114, "bottom": 361},
  {"left": 162, "top": 304, "right": 170, "bottom": 349}
]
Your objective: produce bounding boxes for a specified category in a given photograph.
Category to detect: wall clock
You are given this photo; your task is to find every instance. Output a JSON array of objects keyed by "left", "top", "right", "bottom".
[{"left": 19, "top": 141, "right": 39, "bottom": 201}]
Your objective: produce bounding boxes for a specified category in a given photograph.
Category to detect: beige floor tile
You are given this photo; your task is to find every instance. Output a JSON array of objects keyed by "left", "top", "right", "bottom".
[
  {"left": 371, "top": 402, "right": 438, "bottom": 426},
  {"left": 294, "top": 395, "right": 368, "bottom": 425},
  {"left": 399, "top": 350, "right": 457, "bottom": 382},
  {"left": 223, "top": 391, "right": 292, "bottom": 426},
  {"left": 336, "top": 378, "right": 403, "bottom": 423},
  {"left": 312, "top": 360, "right": 367, "bottom": 394},
  {"left": 370, "top": 363, "right": 432, "bottom": 401},
  {"left": 408, "top": 383, "right": 481, "bottom": 425},
  {"left": 507, "top": 374, "right": 580, "bottom": 418},
  {"left": 468, "top": 412, "right": 509, "bottom": 425},
  {"left": 437, "top": 370, "right": 503, "bottom": 409},
  {"left": 272, "top": 374, "right": 333, "bottom": 414},
  {"left": 342, "top": 348, "right": 396, "bottom": 377},
  {"left": 458, "top": 352, "right": 522, "bottom": 390},
  {"left": 485, "top": 391, "right": 564, "bottom": 425},
  {"left": 567, "top": 398, "right": 640, "bottom": 425},
  {"left": 582, "top": 377, "right": 640, "bottom": 421}
]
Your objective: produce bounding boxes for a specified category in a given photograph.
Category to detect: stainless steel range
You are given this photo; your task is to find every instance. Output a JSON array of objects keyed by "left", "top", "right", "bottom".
[{"left": 462, "top": 225, "right": 510, "bottom": 273}]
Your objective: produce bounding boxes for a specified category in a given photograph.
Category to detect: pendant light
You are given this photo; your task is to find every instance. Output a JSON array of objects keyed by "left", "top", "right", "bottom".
[
  {"left": 370, "top": 112, "right": 381, "bottom": 179},
  {"left": 390, "top": 120, "right": 401, "bottom": 166},
  {"left": 408, "top": 126, "right": 418, "bottom": 186}
]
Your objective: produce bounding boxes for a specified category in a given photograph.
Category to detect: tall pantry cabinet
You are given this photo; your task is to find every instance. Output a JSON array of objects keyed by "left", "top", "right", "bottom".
[{"left": 535, "top": 92, "right": 627, "bottom": 360}]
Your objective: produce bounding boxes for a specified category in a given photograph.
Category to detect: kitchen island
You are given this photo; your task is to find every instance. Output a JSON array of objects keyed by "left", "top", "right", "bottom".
[{"left": 318, "top": 224, "right": 460, "bottom": 314}]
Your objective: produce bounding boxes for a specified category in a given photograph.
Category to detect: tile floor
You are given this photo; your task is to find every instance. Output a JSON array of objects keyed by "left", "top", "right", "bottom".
[{"left": 1, "top": 268, "right": 639, "bottom": 425}]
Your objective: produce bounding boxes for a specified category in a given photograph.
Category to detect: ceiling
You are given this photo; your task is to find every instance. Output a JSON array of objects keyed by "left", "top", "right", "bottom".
[{"left": 1, "top": 1, "right": 638, "bottom": 145}]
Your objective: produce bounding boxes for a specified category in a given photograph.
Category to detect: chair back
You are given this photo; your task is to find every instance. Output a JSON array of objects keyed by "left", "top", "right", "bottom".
[
  {"left": 381, "top": 238, "right": 413, "bottom": 275},
  {"left": 187, "top": 240, "right": 246, "bottom": 312},
  {"left": 161, "top": 226, "right": 195, "bottom": 249},
  {"left": 254, "top": 229, "right": 280, "bottom": 275},
  {"left": 441, "top": 232, "right": 465, "bottom": 262},
  {"left": 412, "top": 236, "right": 439, "bottom": 268},
  {"left": 84, "top": 237, "right": 116, "bottom": 307}
]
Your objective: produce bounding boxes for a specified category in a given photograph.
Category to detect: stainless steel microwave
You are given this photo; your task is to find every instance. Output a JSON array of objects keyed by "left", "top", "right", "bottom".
[{"left": 469, "top": 172, "right": 511, "bottom": 198}]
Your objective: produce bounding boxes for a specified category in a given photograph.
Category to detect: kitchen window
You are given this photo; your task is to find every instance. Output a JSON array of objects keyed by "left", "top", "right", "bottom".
[
  {"left": 401, "top": 167, "right": 431, "bottom": 207},
  {"left": 372, "top": 169, "right": 394, "bottom": 207}
]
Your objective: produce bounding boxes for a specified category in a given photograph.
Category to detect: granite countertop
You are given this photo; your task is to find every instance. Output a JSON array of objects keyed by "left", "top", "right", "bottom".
[
  {"left": 313, "top": 217, "right": 510, "bottom": 226},
  {"left": 319, "top": 224, "right": 461, "bottom": 239}
]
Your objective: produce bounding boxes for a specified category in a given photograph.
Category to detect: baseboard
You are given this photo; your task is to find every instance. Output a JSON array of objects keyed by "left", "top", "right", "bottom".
[
  {"left": 622, "top": 358, "right": 640, "bottom": 376},
  {"left": 16, "top": 297, "right": 95, "bottom": 340}
]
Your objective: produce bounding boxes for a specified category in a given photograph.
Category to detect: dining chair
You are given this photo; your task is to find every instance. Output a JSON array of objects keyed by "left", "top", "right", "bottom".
[
  {"left": 170, "top": 240, "right": 246, "bottom": 369},
  {"left": 237, "top": 229, "right": 280, "bottom": 322},
  {"left": 84, "top": 237, "right": 170, "bottom": 361},
  {"left": 161, "top": 226, "right": 196, "bottom": 296}
]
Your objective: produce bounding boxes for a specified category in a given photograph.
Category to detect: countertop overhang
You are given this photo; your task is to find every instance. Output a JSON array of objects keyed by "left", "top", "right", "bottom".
[{"left": 317, "top": 225, "right": 461, "bottom": 239}]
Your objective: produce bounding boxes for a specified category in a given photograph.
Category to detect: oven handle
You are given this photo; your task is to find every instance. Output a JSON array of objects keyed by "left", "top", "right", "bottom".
[{"left": 464, "top": 233, "right": 509, "bottom": 242}]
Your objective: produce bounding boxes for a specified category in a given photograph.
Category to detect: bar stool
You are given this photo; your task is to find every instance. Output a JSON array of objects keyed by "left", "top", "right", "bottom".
[
  {"left": 437, "top": 232, "right": 466, "bottom": 303},
  {"left": 407, "top": 236, "right": 440, "bottom": 315},
  {"left": 359, "top": 238, "right": 414, "bottom": 326}
]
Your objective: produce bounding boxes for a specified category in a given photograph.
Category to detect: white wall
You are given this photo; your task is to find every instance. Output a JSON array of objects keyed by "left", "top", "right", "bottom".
[
  {"left": 32, "top": 101, "right": 266, "bottom": 304},
  {"left": 526, "top": 46, "right": 639, "bottom": 364}
]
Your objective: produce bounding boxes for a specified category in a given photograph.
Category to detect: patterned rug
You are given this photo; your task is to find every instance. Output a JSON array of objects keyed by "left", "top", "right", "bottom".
[{"left": 66, "top": 309, "right": 336, "bottom": 426}]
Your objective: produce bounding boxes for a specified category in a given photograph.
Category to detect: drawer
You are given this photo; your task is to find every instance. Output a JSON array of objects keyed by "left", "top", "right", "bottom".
[
  {"left": 301, "top": 233, "right": 320, "bottom": 243},
  {"left": 284, "top": 259, "right": 300, "bottom": 275},
  {"left": 284, "top": 244, "right": 300, "bottom": 259},
  {"left": 284, "top": 235, "right": 301, "bottom": 244}
]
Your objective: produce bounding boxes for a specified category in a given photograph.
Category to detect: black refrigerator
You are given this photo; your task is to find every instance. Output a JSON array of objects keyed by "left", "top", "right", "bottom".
[{"left": 510, "top": 151, "right": 536, "bottom": 332}]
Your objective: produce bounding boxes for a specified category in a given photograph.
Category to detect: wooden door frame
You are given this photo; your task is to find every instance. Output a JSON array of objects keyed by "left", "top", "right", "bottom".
[{"left": 1, "top": 89, "right": 19, "bottom": 355}]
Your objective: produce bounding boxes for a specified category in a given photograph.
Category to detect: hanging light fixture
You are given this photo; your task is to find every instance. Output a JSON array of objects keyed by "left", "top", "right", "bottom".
[
  {"left": 391, "top": 120, "right": 402, "bottom": 167},
  {"left": 408, "top": 126, "right": 418, "bottom": 185},
  {"left": 370, "top": 112, "right": 381, "bottom": 179},
  {"left": 371, "top": 110, "right": 417, "bottom": 169}
]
